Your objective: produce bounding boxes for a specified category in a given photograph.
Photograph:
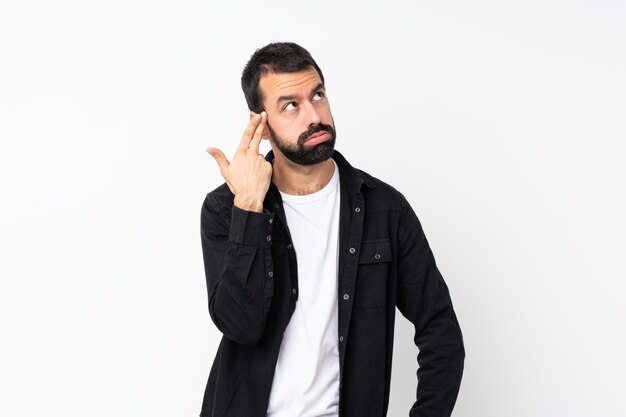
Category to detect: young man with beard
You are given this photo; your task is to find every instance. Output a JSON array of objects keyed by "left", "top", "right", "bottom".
[{"left": 200, "top": 42, "right": 464, "bottom": 417}]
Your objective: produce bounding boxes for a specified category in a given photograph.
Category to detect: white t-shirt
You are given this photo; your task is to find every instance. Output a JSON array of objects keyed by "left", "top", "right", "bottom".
[{"left": 266, "top": 158, "right": 341, "bottom": 417}]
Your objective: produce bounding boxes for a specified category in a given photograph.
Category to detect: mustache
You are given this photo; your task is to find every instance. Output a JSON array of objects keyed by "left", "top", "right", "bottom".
[{"left": 298, "top": 123, "right": 334, "bottom": 143}]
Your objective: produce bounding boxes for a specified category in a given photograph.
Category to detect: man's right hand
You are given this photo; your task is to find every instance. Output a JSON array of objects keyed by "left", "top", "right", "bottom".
[{"left": 206, "top": 111, "right": 272, "bottom": 213}]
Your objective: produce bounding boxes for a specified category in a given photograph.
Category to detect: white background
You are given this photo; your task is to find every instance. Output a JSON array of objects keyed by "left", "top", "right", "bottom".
[{"left": 1, "top": 1, "right": 625, "bottom": 416}]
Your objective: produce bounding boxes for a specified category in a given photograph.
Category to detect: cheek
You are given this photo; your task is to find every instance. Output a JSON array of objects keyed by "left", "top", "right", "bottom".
[
  {"left": 277, "top": 120, "right": 301, "bottom": 136},
  {"left": 320, "top": 107, "right": 333, "bottom": 125},
  {"left": 268, "top": 120, "right": 295, "bottom": 141}
]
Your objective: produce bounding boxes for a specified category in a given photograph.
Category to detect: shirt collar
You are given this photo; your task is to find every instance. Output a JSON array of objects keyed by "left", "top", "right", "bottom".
[{"left": 264, "top": 148, "right": 377, "bottom": 192}]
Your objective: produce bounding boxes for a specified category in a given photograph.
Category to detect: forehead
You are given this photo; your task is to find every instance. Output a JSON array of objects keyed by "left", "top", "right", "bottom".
[{"left": 258, "top": 67, "right": 323, "bottom": 108}]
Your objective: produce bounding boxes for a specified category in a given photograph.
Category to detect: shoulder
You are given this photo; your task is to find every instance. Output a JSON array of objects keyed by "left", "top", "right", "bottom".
[{"left": 352, "top": 166, "right": 410, "bottom": 214}]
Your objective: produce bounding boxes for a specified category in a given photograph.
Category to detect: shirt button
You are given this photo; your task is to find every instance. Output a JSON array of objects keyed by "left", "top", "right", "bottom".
[
  {"left": 354, "top": 207, "right": 360, "bottom": 213},
  {"left": 374, "top": 253, "right": 381, "bottom": 260},
  {"left": 269, "top": 218, "right": 273, "bottom": 224},
  {"left": 268, "top": 271, "right": 273, "bottom": 277},
  {"left": 339, "top": 336, "right": 344, "bottom": 342},
  {"left": 274, "top": 203, "right": 280, "bottom": 209},
  {"left": 287, "top": 243, "right": 292, "bottom": 249},
  {"left": 266, "top": 235, "right": 271, "bottom": 241},
  {"left": 349, "top": 247, "right": 356, "bottom": 254},
  {"left": 292, "top": 288, "right": 297, "bottom": 294},
  {"left": 343, "top": 293, "right": 349, "bottom": 300}
]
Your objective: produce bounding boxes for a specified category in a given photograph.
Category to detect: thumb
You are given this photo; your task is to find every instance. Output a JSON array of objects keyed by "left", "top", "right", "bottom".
[{"left": 206, "top": 147, "right": 230, "bottom": 177}]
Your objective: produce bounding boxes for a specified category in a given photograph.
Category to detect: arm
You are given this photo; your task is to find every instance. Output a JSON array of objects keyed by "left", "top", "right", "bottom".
[
  {"left": 201, "top": 110, "right": 274, "bottom": 345},
  {"left": 200, "top": 195, "right": 275, "bottom": 345},
  {"left": 396, "top": 197, "right": 465, "bottom": 417}
]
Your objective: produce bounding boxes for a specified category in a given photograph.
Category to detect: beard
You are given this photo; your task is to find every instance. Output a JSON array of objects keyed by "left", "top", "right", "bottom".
[{"left": 266, "top": 119, "right": 336, "bottom": 166}]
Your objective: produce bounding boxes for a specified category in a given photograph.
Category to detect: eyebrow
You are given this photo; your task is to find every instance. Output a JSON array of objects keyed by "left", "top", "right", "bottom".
[{"left": 275, "top": 82, "right": 325, "bottom": 109}]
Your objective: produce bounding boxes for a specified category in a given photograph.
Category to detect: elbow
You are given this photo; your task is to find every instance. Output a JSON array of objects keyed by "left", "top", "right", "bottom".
[
  {"left": 451, "top": 322, "right": 466, "bottom": 377},
  {"left": 226, "top": 327, "right": 265, "bottom": 345},
  {"left": 212, "top": 316, "right": 266, "bottom": 346},
  {"left": 208, "top": 295, "right": 268, "bottom": 346}
]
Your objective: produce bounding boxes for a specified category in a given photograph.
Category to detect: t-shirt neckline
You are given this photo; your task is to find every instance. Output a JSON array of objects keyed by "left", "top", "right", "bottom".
[{"left": 278, "top": 158, "right": 339, "bottom": 203}]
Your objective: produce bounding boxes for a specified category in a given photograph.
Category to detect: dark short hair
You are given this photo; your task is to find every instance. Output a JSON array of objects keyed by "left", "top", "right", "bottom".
[{"left": 241, "top": 42, "right": 325, "bottom": 113}]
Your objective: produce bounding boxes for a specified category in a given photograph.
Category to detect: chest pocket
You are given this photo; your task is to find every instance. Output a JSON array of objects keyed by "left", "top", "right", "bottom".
[{"left": 354, "top": 238, "right": 392, "bottom": 309}]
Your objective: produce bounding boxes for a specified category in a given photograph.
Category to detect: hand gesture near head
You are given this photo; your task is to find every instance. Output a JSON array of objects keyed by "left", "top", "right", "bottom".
[{"left": 206, "top": 111, "right": 273, "bottom": 213}]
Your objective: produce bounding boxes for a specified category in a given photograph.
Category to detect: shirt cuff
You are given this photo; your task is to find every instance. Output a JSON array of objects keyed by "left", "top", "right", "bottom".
[{"left": 229, "top": 204, "right": 275, "bottom": 247}]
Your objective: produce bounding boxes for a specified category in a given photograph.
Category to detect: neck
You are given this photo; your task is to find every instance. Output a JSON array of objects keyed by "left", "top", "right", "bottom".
[{"left": 270, "top": 152, "right": 335, "bottom": 196}]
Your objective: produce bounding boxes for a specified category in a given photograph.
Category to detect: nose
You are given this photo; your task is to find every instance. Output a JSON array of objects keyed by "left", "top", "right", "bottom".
[{"left": 303, "top": 100, "right": 322, "bottom": 127}]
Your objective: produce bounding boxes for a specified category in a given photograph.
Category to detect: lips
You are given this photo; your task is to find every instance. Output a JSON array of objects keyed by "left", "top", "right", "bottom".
[{"left": 305, "top": 131, "right": 329, "bottom": 142}]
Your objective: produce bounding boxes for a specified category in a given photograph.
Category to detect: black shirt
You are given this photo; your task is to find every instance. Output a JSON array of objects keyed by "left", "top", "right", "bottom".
[{"left": 199, "top": 149, "right": 464, "bottom": 417}]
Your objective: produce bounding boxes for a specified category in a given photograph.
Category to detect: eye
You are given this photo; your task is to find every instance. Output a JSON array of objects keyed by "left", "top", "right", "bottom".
[
  {"left": 314, "top": 91, "right": 325, "bottom": 100},
  {"left": 284, "top": 102, "right": 297, "bottom": 111}
]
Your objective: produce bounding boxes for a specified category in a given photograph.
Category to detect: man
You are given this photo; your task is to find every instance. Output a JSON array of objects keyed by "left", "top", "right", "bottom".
[{"left": 200, "top": 42, "right": 464, "bottom": 417}]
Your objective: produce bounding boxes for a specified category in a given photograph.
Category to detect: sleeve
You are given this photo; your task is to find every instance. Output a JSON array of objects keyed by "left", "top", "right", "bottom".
[
  {"left": 200, "top": 194, "right": 276, "bottom": 345},
  {"left": 396, "top": 196, "right": 465, "bottom": 417}
]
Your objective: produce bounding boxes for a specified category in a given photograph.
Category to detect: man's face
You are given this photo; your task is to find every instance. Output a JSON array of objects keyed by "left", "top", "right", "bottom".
[{"left": 258, "top": 67, "right": 336, "bottom": 166}]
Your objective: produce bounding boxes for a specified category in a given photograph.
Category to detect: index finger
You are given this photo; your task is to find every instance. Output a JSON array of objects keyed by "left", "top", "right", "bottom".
[{"left": 238, "top": 113, "right": 262, "bottom": 151}]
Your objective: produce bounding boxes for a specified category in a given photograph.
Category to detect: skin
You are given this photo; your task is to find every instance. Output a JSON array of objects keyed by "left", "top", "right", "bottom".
[{"left": 206, "top": 67, "right": 336, "bottom": 212}]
